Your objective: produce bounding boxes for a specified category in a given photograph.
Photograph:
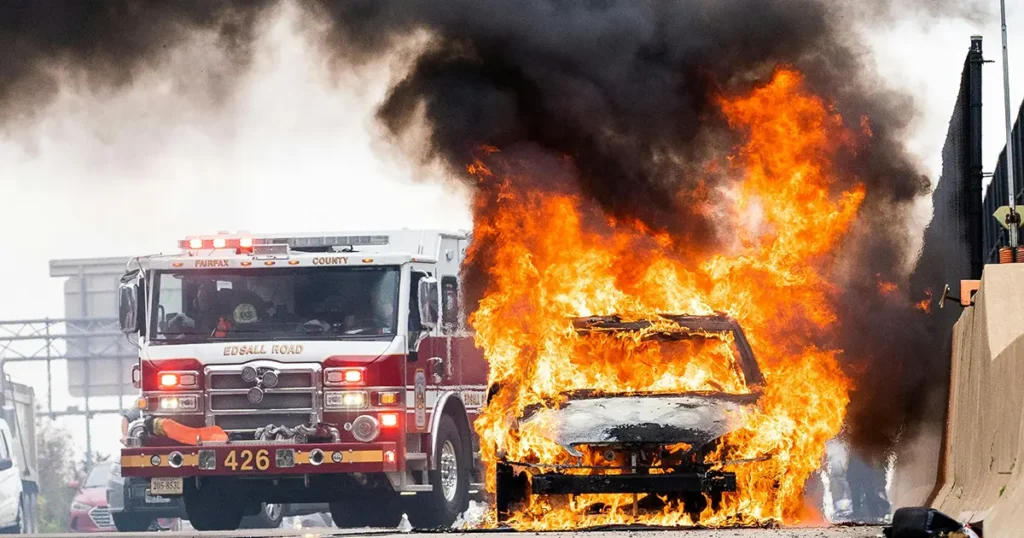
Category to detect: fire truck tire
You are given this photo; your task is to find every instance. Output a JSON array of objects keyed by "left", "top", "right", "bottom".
[
  {"left": 411, "top": 414, "right": 470, "bottom": 528},
  {"left": 329, "top": 491, "right": 402, "bottom": 528},
  {"left": 239, "top": 503, "right": 283, "bottom": 529},
  {"left": 183, "top": 480, "right": 244, "bottom": 531}
]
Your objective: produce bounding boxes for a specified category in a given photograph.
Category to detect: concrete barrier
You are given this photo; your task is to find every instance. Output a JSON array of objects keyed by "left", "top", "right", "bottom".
[{"left": 928, "top": 263, "right": 1024, "bottom": 534}]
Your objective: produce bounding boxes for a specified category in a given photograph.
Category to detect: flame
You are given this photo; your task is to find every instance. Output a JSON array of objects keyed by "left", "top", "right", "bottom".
[
  {"left": 914, "top": 288, "right": 933, "bottom": 314},
  {"left": 876, "top": 275, "right": 899, "bottom": 297},
  {"left": 468, "top": 67, "right": 860, "bottom": 528}
]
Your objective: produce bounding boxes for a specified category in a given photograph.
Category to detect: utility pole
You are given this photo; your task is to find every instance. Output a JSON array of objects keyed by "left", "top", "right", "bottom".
[{"left": 1000, "top": 0, "right": 1019, "bottom": 248}]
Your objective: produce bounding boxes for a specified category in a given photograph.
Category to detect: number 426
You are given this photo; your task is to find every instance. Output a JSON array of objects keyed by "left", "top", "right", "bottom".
[{"left": 224, "top": 449, "right": 270, "bottom": 471}]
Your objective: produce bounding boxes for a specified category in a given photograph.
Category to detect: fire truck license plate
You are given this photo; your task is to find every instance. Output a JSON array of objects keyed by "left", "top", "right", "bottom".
[{"left": 149, "top": 477, "right": 183, "bottom": 496}]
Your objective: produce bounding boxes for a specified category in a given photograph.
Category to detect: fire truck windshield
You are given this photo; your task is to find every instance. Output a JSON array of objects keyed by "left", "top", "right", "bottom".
[{"left": 150, "top": 266, "right": 400, "bottom": 343}]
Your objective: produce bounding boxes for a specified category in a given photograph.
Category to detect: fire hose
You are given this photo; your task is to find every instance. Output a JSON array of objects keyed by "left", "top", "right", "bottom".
[{"left": 138, "top": 416, "right": 228, "bottom": 445}]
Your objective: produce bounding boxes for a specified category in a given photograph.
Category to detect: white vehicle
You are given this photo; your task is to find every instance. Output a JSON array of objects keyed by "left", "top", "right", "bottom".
[
  {"left": 0, "top": 419, "right": 24, "bottom": 533},
  {"left": 119, "top": 231, "right": 487, "bottom": 531},
  {"left": 0, "top": 372, "right": 38, "bottom": 534}
]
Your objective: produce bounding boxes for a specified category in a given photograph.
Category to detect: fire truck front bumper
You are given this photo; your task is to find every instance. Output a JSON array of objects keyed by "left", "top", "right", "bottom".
[{"left": 120, "top": 442, "right": 399, "bottom": 478}]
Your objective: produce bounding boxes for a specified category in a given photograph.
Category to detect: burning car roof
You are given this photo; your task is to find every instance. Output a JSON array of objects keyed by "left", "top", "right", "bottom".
[{"left": 570, "top": 313, "right": 765, "bottom": 388}]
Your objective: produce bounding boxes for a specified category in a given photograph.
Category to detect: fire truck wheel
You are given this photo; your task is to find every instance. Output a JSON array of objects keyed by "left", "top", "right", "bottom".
[
  {"left": 183, "top": 480, "right": 244, "bottom": 531},
  {"left": 239, "top": 503, "right": 283, "bottom": 529},
  {"left": 412, "top": 414, "right": 470, "bottom": 528},
  {"left": 329, "top": 490, "right": 402, "bottom": 528}
]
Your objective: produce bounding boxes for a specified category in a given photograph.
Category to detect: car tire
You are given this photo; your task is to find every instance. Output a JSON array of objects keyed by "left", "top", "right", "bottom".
[
  {"left": 183, "top": 480, "right": 244, "bottom": 531},
  {"left": 239, "top": 503, "right": 283, "bottom": 529},
  {"left": 112, "top": 512, "right": 153, "bottom": 532},
  {"left": 330, "top": 491, "right": 402, "bottom": 528},
  {"left": 495, "top": 462, "right": 529, "bottom": 523},
  {"left": 409, "top": 414, "right": 470, "bottom": 529}
]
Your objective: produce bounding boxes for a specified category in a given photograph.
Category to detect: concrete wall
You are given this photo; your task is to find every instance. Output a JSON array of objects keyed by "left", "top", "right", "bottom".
[{"left": 929, "top": 263, "right": 1024, "bottom": 533}]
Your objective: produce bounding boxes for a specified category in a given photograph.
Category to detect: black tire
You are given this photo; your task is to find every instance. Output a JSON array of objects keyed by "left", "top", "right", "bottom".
[
  {"left": 239, "top": 503, "right": 283, "bottom": 529},
  {"left": 495, "top": 462, "right": 529, "bottom": 522},
  {"left": 112, "top": 512, "right": 153, "bottom": 532},
  {"left": 409, "top": 414, "right": 470, "bottom": 529},
  {"left": 889, "top": 507, "right": 963, "bottom": 538},
  {"left": 183, "top": 480, "right": 244, "bottom": 531},
  {"left": 329, "top": 491, "right": 402, "bottom": 528}
]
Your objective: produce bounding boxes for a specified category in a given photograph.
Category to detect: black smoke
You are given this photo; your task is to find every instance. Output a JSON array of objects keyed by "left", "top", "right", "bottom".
[
  {"left": 311, "top": 0, "right": 976, "bottom": 453},
  {"left": 0, "top": 0, "right": 985, "bottom": 454},
  {"left": 0, "top": 0, "right": 276, "bottom": 122}
]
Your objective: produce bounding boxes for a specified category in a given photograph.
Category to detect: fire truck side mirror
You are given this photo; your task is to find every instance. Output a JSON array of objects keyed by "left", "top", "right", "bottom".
[
  {"left": 118, "top": 281, "right": 138, "bottom": 334},
  {"left": 418, "top": 277, "right": 439, "bottom": 330}
]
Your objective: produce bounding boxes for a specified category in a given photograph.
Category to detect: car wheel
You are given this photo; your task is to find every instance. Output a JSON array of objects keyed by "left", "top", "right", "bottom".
[
  {"left": 239, "top": 503, "right": 283, "bottom": 529},
  {"left": 409, "top": 414, "right": 470, "bottom": 529},
  {"left": 112, "top": 512, "right": 153, "bottom": 532},
  {"left": 495, "top": 462, "right": 530, "bottom": 523}
]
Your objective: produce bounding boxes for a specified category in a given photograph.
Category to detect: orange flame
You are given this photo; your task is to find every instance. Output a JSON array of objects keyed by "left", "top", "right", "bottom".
[
  {"left": 876, "top": 275, "right": 899, "bottom": 297},
  {"left": 469, "top": 67, "right": 860, "bottom": 528},
  {"left": 915, "top": 288, "right": 933, "bottom": 314}
]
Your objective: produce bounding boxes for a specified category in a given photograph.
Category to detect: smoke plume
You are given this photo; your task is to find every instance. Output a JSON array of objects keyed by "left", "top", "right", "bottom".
[
  {"left": 0, "top": 0, "right": 276, "bottom": 123},
  {"left": 312, "top": 0, "right": 967, "bottom": 452},
  {"left": 0, "top": 0, "right": 983, "bottom": 454}
]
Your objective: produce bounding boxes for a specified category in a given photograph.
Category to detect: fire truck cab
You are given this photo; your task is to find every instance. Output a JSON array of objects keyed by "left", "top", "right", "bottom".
[{"left": 117, "top": 230, "right": 486, "bottom": 530}]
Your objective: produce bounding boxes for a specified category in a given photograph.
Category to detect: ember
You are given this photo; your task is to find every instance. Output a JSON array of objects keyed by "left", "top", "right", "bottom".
[{"left": 471, "top": 68, "right": 856, "bottom": 527}]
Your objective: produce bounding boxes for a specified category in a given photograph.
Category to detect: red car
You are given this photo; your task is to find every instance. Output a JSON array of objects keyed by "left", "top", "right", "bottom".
[{"left": 69, "top": 462, "right": 116, "bottom": 532}]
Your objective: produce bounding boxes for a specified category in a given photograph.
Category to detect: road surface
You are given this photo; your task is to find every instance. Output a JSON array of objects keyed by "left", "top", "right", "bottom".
[{"left": 31, "top": 527, "right": 884, "bottom": 538}]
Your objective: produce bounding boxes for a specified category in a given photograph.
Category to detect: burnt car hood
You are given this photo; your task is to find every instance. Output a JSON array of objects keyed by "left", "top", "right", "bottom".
[{"left": 518, "top": 393, "right": 758, "bottom": 456}]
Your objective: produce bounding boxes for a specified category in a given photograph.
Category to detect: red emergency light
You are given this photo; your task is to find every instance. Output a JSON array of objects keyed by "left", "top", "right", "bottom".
[{"left": 179, "top": 236, "right": 255, "bottom": 253}]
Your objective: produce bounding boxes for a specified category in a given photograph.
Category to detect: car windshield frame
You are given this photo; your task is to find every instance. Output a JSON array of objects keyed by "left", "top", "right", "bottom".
[
  {"left": 85, "top": 462, "right": 112, "bottom": 488},
  {"left": 148, "top": 265, "right": 401, "bottom": 344},
  {"left": 571, "top": 314, "right": 765, "bottom": 391}
]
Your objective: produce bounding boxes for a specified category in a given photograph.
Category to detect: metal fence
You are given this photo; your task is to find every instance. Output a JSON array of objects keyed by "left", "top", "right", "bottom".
[
  {"left": 982, "top": 98, "right": 1024, "bottom": 262},
  {"left": 912, "top": 36, "right": 985, "bottom": 293}
]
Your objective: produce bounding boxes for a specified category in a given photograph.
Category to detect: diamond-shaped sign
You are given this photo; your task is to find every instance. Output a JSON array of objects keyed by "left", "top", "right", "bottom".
[{"left": 993, "top": 206, "right": 1020, "bottom": 230}]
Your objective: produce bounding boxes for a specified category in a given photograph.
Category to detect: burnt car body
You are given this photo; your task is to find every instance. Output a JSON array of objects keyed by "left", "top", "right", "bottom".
[{"left": 494, "top": 314, "right": 765, "bottom": 522}]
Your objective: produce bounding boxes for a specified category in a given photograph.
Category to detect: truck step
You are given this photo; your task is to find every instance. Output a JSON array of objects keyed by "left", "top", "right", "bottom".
[
  {"left": 398, "top": 484, "right": 433, "bottom": 492},
  {"left": 405, "top": 452, "right": 428, "bottom": 462}
]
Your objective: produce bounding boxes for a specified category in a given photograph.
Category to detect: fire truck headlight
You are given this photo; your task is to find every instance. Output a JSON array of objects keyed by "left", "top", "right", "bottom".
[
  {"left": 158, "top": 394, "right": 199, "bottom": 412},
  {"left": 325, "top": 391, "right": 367, "bottom": 410},
  {"left": 324, "top": 367, "right": 364, "bottom": 386}
]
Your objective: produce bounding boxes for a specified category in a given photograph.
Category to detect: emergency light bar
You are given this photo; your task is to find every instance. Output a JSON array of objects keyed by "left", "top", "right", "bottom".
[
  {"left": 179, "top": 234, "right": 389, "bottom": 252},
  {"left": 178, "top": 237, "right": 254, "bottom": 251},
  {"left": 269, "top": 235, "right": 389, "bottom": 248}
]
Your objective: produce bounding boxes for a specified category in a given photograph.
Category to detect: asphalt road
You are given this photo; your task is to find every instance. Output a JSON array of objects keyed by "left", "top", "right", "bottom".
[{"left": 27, "top": 527, "right": 884, "bottom": 538}]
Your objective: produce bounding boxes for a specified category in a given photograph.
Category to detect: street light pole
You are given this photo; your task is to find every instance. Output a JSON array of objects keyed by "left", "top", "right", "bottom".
[{"left": 1000, "top": 0, "right": 1019, "bottom": 248}]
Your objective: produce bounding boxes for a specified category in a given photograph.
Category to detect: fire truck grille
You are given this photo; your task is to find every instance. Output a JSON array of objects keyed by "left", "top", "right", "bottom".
[
  {"left": 214, "top": 413, "right": 313, "bottom": 432},
  {"left": 210, "top": 392, "right": 314, "bottom": 411},
  {"left": 205, "top": 364, "right": 320, "bottom": 433},
  {"left": 210, "top": 371, "right": 312, "bottom": 390}
]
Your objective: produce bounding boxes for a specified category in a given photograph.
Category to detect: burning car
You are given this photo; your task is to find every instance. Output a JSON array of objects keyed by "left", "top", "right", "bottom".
[{"left": 494, "top": 314, "right": 765, "bottom": 523}]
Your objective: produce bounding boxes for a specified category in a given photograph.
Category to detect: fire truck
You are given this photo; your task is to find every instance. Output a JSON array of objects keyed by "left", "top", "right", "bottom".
[{"left": 117, "top": 231, "right": 487, "bottom": 530}]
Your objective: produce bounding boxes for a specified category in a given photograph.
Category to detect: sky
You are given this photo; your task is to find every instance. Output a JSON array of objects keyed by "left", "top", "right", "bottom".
[{"left": 0, "top": 2, "right": 1022, "bottom": 460}]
